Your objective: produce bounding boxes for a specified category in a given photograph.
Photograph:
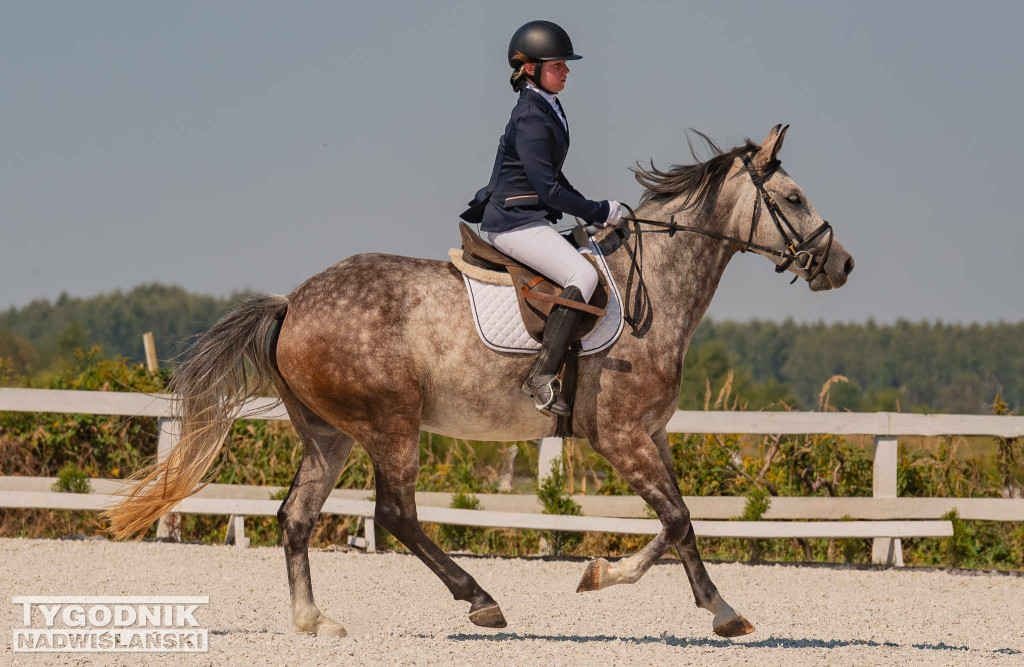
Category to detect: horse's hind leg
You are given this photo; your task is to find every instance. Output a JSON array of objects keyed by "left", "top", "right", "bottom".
[
  {"left": 276, "top": 392, "right": 355, "bottom": 637},
  {"left": 361, "top": 418, "right": 507, "bottom": 629},
  {"left": 577, "top": 429, "right": 753, "bottom": 638}
]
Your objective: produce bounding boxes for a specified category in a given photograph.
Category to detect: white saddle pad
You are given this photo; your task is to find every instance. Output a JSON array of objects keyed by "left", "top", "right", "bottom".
[{"left": 461, "top": 237, "right": 624, "bottom": 355}]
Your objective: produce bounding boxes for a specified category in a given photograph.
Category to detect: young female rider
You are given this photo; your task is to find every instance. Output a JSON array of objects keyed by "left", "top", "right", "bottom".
[{"left": 460, "top": 20, "right": 626, "bottom": 416}]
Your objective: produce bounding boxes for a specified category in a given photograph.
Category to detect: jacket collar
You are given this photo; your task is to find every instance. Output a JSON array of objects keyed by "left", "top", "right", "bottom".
[{"left": 520, "top": 87, "right": 569, "bottom": 143}]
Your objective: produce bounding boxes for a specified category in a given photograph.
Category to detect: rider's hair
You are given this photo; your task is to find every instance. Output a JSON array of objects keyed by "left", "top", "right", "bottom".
[{"left": 509, "top": 51, "right": 532, "bottom": 92}]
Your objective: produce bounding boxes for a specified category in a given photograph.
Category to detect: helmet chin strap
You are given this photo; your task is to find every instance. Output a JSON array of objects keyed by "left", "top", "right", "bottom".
[{"left": 528, "top": 62, "right": 556, "bottom": 94}]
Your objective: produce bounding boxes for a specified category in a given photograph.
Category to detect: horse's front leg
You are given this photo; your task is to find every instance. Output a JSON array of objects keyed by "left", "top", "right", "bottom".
[
  {"left": 651, "top": 428, "right": 754, "bottom": 637},
  {"left": 575, "top": 428, "right": 696, "bottom": 590},
  {"left": 577, "top": 428, "right": 754, "bottom": 638}
]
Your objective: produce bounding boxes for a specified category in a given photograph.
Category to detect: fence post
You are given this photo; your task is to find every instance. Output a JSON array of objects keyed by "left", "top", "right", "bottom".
[
  {"left": 537, "top": 438, "right": 563, "bottom": 486},
  {"left": 364, "top": 518, "right": 376, "bottom": 553},
  {"left": 155, "top": 418, "right": 181, "bottom": 541},
  {"left": 142, "top": 332, "right": 181, "bottom": 540},
  {"left": 347, "top": 517, "right": 376, "bottom": 552},
  {"left": 871, "top": 435, "right": 902, "bottom": 566},
  {"left": 225, "top": 514, "right": 248, "bottom": 548},
  {"left": 142, "top": 332, "right": 159, "bottom": 375}
]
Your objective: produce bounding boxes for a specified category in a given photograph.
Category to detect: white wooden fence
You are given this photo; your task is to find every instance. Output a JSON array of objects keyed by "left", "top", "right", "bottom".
[{"left": 3, "top": 387, "right": 1023, "bottom": 565}]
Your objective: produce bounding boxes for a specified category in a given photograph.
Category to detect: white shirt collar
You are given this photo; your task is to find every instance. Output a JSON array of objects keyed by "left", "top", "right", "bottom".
[
  {"left": 525, "top": 81, "right": 566, "bottom": 128},
  {"left": 525, "top": 81, "right": 561, "bottom": 111}
]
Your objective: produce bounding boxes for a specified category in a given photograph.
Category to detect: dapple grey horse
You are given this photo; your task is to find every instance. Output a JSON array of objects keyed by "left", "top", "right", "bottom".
[{"left": 107, "top": 125, "right": 854, "bottom": 638}]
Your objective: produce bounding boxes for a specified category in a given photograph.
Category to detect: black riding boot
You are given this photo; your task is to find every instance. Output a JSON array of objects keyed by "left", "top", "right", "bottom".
[{"left": 522, "top": 286, "right": 585, "bottom": 416}]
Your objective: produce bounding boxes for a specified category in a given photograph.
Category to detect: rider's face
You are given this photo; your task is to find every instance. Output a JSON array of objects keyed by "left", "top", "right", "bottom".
[{"left": 530, "top": 60, "right": 569, "bottom": 93}]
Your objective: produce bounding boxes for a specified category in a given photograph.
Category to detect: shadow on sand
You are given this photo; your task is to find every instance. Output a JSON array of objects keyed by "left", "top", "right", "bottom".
[{"left": 443, "top": 632, "right": 1021, "bottom": 655}]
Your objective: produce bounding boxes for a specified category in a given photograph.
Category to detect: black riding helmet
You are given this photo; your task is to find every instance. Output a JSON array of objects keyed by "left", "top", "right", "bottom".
[{"left": 508, "top": 20, "right": 581, "bottom": 93}]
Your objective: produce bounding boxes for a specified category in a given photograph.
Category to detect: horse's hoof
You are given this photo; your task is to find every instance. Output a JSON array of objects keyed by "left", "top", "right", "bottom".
[
  {"left": 294, "top": 609, "right": 347, "bottom": 637},
  {"left": 576, "top": 558, "right": 610, "bottom": 593},
  {"left": 713, "top": 614, "right": 755, "bottom": 638},
  {"left": 468, "top": 600, "right": 507, "bottom": 628},
  {"left": 318, "top": 622, "right": 348, "bottom": 638}
]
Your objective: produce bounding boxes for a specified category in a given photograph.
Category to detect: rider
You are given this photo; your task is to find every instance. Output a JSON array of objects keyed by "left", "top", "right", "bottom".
[{"left": 460, "top": 20, "right": 626, "bottom": 417}]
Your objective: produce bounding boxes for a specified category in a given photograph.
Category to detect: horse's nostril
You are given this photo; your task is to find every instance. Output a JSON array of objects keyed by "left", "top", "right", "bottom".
[{"left": 844, "top": 257, "right": 855, "bottom": 275}]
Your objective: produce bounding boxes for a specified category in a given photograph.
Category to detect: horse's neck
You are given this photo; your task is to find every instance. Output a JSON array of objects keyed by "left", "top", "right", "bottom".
[{"left": 600, "top": 202, "right": 734, "bottom": 353}]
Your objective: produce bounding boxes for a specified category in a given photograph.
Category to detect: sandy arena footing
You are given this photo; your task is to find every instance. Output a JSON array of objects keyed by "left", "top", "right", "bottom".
[{"left": 1, "top": 538, "right": 1022, "bottom": 665}]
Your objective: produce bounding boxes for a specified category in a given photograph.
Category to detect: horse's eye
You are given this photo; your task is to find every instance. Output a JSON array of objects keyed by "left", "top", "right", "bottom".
[{"left": 786, "top": 194, "right": 802, "bottom": 205}]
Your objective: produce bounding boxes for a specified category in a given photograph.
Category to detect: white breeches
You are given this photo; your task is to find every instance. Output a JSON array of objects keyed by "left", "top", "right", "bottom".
[{"left": 486, "top": 222, "right": 599, "bottom": 302}]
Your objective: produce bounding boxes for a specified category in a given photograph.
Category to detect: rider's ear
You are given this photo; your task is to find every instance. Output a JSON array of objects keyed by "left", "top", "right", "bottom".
[{"left": 753, "top": 124, "right": 789, "bottom": 170}]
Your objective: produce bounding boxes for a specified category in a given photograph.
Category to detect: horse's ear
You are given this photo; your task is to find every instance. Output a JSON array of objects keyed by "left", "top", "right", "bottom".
[
  {"left": 753, "top": 124, "right": 789, "bottom": 170},
  {"left": 774, "top": 124, "right": 790, "bottom": 159}
]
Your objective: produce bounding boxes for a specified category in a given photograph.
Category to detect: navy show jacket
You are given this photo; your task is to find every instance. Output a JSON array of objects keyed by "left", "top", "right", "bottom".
[{"left": 460, "top": 88, "right": 609, "bottom": 233}]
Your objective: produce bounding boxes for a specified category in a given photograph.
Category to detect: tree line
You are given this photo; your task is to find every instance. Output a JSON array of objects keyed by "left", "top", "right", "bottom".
[
  {"left": 0, "top": 284, "right": 250, "bottom": 376},
  {"left": 1, "top": 283, "right": 1020, "bottom": 413},
  {"left": 684, "top": 319, "right": 1023, "bottom": 413}
]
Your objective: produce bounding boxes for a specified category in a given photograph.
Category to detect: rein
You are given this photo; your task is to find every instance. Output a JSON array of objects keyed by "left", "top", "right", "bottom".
[{"left": 610, "top": 152, "right": 835, "bottom": 336}]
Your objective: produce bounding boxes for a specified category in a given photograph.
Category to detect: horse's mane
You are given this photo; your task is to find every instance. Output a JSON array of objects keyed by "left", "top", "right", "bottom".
[{"left": 631, "top": 131, "right": 760, "bottom": 226}]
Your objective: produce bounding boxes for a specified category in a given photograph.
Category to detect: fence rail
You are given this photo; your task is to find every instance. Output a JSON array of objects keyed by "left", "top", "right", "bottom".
[
  {"left": 3, "top": 388, "right": 1022, "bottom": 436},
  {"left": 3, "top": 388, "right": 1023, "bottom": 565},
  {"left": 0, "top": 486, "right": 952, "bottom": 539},
  {"left": 3, "top": 477, "right": 1022, "bottom": 521}
]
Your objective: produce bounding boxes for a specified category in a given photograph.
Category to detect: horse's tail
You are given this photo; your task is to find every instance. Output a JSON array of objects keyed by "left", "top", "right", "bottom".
[{"left": 104, "top": 293, "right": 289, "bottom": 540}]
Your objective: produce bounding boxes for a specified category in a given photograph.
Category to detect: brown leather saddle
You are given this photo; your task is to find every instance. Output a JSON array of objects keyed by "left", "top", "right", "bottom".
[{"left": 458, "top": 222, "right": 608, "bottom": 344}]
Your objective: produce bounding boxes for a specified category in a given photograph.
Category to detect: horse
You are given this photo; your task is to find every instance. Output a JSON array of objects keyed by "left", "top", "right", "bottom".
[{"left": 106, "top": 125, "right": 854, "bottom": 639}]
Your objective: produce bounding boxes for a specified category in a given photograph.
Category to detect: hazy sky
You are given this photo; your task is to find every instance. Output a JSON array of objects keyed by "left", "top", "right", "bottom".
[{"left": 2, "top": 1, "right": 1021, "bottom": 323}]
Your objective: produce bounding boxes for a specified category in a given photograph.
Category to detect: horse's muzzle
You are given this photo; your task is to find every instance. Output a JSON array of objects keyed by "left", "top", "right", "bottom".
[{"left": 808, "top": 242, "right": 854, "bottom": 292}]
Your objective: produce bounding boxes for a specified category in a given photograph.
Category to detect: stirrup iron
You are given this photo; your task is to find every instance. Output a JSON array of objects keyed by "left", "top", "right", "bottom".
[{"left": 532, "top": 376, "right": 561, "bottom": 411}]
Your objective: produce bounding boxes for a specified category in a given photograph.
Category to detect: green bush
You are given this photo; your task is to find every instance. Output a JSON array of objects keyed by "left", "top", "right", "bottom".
[
  {"left": 537, "top": 457, "right": 582, "bottom": 555},
  {"left": 437, "top": 491, "right": 486, "bottom": 552},
  {"left": 943, "top": 509, "right": 976, "bottom": 568},
  {"left": 739, "top": 486, "right": 771, "bottom": 562},
  {"left": 740, "top": 487, "right": 771, "bottom": 521},
  {"left": 51, "top": 463, "right": 91, "bottom": 494}
]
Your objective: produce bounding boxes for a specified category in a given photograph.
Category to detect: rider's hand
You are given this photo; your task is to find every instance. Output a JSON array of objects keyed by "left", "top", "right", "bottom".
[{"left": 601, "top": 200, "right": 627, "bottom": 228}]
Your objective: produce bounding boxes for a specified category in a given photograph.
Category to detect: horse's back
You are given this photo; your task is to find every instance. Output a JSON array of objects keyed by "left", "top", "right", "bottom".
[
  {"left": 274, "top": 251, "right": 548, "bottom": 439},
  {"left": 276, "top": 253, "right": 461, "bottom": 401},
  {"left": 283, "top": 253, "right": 456, "bottom": 328}
]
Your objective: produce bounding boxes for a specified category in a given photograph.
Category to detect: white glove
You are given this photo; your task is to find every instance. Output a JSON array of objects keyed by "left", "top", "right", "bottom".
[{"left": 601, "top": 200, "right": 627, "bottom": 228}]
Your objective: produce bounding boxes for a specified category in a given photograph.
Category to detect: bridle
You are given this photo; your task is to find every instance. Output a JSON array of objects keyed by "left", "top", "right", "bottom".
[
  {"left": 606, "top": 150, "right": 835, "bottom": 335},
  {"left": 736, "top": 153, "right": 834, "bottom": 281}
]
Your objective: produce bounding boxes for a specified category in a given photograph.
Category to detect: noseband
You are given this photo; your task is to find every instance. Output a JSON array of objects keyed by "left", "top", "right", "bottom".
[{"left": 609, "top": 151, "right": 835, "bottom": 335}]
